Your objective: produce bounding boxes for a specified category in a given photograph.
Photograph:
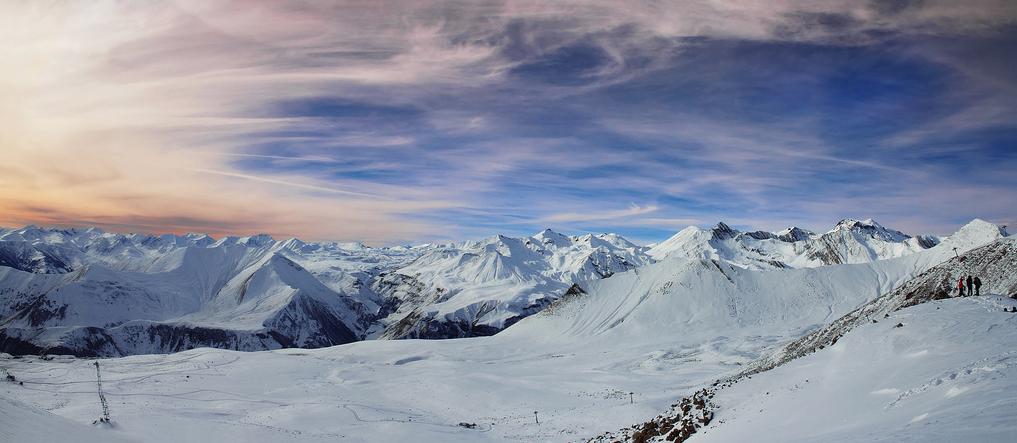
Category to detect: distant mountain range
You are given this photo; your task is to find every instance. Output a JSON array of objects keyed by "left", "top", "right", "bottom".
[
  {"left": 647, "top": 218, "right": 940, "bottom": 269},
  {"left": 0, "top": 219, "right": 999, "bottom": 356}
]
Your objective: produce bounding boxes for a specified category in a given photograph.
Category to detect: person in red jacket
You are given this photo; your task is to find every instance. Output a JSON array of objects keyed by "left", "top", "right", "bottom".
[{"left": 958, "top": 277, "right": 966, "bottom": 296}]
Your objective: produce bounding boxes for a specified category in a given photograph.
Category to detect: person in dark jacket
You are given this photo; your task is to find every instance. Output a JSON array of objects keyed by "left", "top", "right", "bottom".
[
  {"left": 958, "top": 277, "right": 966, "bottom": 296},
  {"left": 967, "top": 276, "right": 974, "bottom": 295},
  {"left": 974, "top": 276, "right": 982, "bottom": 296}
]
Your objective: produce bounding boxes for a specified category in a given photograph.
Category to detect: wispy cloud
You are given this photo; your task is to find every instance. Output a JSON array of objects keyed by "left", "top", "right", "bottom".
[
  {"left": 541, "top": 204, "right": 659, "bottom": 224},
  {"left": 1, "top": 1, "right": 1014, "bottom": 242}
]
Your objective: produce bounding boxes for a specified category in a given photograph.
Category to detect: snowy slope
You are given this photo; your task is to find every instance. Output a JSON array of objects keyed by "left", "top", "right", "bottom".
[
  {"left": 517, "top": 219, "right": 1000, "bottom": 346},
  {"left": 0, "top": 395, "right": 137, "bottom": 443},
  {"left": 648, "top": 219, "right": 941, "bottom": 270},
  {"left": 589, "top": 225, "right": 1013, "bottom": 442},
  {"left": 0, "top": 220, "right": 1009, "bottom": 442},
  {"left": 695, "top": 296, "right": 1017, "bottom": 443},
  {"left": 746, "top": 235, "right": 1017, "bottom": 375},
  {"left": 373, "top": 229, "right": 652, "bottom": 339}
]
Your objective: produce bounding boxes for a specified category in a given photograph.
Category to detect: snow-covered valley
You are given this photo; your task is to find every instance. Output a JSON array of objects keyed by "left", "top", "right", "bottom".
[
  {"left": 0, "top": 219, "right": 948, "bottom": 357},
  {"left": 1, "top": 219, "right": 1015, "bottom": 442}
]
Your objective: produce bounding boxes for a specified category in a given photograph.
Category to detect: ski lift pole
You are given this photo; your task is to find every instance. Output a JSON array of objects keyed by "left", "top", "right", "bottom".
[
  {"left": 952, "top": 247, "right": 958, "bottom": 258},
  {"left": 94, "top": 361, "right": 111, "bottom": 423}
]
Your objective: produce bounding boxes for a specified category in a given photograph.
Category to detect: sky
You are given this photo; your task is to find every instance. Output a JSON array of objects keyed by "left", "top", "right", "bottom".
[{"left": 1, "top": 0, "right": 1015, "bottom": 245}]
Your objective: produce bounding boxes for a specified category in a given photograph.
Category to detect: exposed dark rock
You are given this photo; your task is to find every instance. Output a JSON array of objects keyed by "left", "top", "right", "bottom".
[
  {"left": 776, "top": 227, "right": 815, "bottom": 243},
  {"left": 743, "top": 231, "right": 775, "bottom": 241},
  {"left": 591, "top": 388, "right": 715, "bottom": 443},
  {"left": 0, "top": 242, "right": 75, "bottom": 274},
  {"left": 711, "top": 222, "right": 738, "bottom": 240}
]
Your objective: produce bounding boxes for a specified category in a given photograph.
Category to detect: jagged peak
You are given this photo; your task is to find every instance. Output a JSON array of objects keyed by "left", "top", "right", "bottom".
[
  {"left": 17, "top": 224, "right": 44, "bottom": 233},
  {"left": 711, "top": 222, "right": 739, "bottom": 240},
  {"left": 534, "top": 228, "right": 565, "bottom": 237},
  {"left": 834, "top": 218, "right": 873, "bottom": 229},
  {"left": 243, "top": 233, "right": 275, "bottom": 244},
  {"left": 281, "top": 237, "right": 307, "bottom": 249},
  {"left": 532, "top": 228, "right": 571, "bottom": 246},
  {"left": 775, "top": 226, "right": 815, "bottom": 242},
  {"left": 216, "top": 233, "right": 277, "bottom": 247},
  {"left": 596, "top": 232, "right": 638, "bottom": 248},
  {"left": 829, "top": 218, "right": 910, "bottom": 242},
  {"left": 777, "top": 226, "right": 815, "bottom": 236}
]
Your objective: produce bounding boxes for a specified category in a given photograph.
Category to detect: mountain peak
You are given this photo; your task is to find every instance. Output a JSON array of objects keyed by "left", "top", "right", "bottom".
[
  {"left": 943, "top": 219, "right": 1007, "bottom": 249},
  {"left": 533, "top": 228, "right": 565, "bottom": 238},
  {"left": 775, "top": 227, "right": 815, "bottom": 242},
  {"left": 835, "top": 218, "right": 876, "bottom": 229},
  {"left": 533, "top": 228, "right": 571, "bottom": 246},
  {"left": 831, "top": 218, "right": 910, "bottom": 242},
  {"left": 711, "top": 222, "right": 738, "bottom": 240}
]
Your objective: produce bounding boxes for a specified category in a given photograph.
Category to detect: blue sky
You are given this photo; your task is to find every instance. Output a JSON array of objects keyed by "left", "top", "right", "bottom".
[{"left": 2, "top": 1, "right": 1015, "bottom": 244}]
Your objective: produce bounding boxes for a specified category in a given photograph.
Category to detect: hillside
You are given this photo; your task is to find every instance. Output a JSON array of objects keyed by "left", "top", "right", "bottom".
[
  {"left": 696, "top": 296, "right": 1017, "bottom": 442},
  {"left": 0, "top": 220, "right": 1010, "bottom": 442}
]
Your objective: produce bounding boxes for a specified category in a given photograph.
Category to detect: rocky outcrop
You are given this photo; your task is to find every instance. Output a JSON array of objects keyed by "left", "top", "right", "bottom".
[{"left": 590, "top": 388, "right": 716, "bottom": 443}]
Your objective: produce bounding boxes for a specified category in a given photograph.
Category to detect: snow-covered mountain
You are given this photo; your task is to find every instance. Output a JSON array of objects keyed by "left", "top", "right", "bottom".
[
  {"left": 648, "top": 219, "right": 941, "bottom": 270},
  {"left": 374, "top": 229, "right": 652, "bottom": 339},
  {"left": 595, "top": 221, "right": 1014, "bottom": 442},
  {"left": 0, "top": 227, "right": 426, "bottom": 356},
  {"left": 0, "top": 219, "right": 990, "bottom": 357},
  {"left": 0, "top": 226, "right": 650, "bottom": 355},
  {"left": 1, "top": 219, "right": 1010, "bottom": 442}
]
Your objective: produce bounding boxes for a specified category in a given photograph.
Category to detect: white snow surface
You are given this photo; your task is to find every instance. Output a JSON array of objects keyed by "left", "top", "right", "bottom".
[
  {"left": 0, "top": 394, "right": 136, "bottom": 443},
  {"left": 0, "top": 219, "right": 1010, "bottom": 442},
  {"left": 696, "top": 296, "right": 1017, "bottom": 443}
]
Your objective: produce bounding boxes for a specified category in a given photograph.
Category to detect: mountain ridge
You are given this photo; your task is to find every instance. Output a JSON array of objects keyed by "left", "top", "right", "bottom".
[{"left": 0, "top": 219, "right": 1005, "bottom": 356}]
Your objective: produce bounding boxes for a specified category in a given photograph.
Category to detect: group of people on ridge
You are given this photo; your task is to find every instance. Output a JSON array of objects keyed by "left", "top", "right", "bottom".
[{"left": 957, "top": 275, "right": 983, "bottom": 297}]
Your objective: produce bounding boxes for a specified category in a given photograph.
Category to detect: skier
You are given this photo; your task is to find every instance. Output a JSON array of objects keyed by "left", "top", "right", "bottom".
[
  {"left": 973, "top": 276, "right": 982, "bottom": 296},
  {"left": 957, "top": 277, "right": 965, "bottom": 297},
  {"left": 967, "top": 276, "right": 974, "bottom": 296}
]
